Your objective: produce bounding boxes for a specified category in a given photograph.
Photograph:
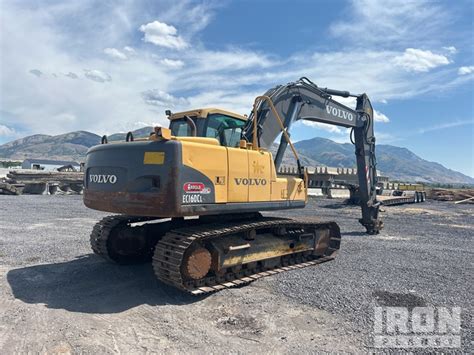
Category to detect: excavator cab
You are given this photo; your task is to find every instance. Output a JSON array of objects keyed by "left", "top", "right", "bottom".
[{"left": 168, "top": 109, "right": 246, "bottom": 148}]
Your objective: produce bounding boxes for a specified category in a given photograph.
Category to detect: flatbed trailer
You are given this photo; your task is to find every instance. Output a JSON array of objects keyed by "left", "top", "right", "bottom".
[{"left": 378, "top": 189, "right": 426, "bottom": 206}]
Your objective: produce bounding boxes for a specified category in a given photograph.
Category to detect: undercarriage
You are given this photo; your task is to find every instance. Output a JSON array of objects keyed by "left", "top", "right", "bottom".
[{"left": 90, "top": 214, "right": 341, "bottom": 294}]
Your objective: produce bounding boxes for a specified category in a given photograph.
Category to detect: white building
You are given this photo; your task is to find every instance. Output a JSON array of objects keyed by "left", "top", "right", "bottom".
[{"left": 21, "top": 159, "right": 80, "bottom": 171}]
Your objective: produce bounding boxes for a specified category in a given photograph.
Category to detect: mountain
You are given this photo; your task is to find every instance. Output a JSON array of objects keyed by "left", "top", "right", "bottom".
[
  {"left": 269, "top": 144, "right": 319, "bottom": 167},
  {"left": 107, "top": 127, "right": 154, "bottom": 141},
  {"left": 294, "top": 137, "right": 355, "bottom": 167},
  {"left": 0, "top": 131, "right": 100, "bottom": 161},
  {"left": 375, "top": 145, "right": 473, "bottom": 184},
  {"left": 0, "top": 127, "right": 158, "bottom": 162},
  {"left": 0, "top": 131, "right": 472, "bottom": 184},
  {"left": 292, "top": 138, "right": 474, "bottom": 184}
]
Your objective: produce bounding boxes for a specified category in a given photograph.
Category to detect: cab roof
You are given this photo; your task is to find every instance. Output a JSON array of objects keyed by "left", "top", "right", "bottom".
[{"left": 169, "top": 107, "right": 247, "bottom": 121}]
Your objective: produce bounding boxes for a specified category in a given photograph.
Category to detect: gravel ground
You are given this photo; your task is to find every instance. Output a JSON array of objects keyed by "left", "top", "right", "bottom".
[
  {"left": 0, "top": 195, "right": 472, "bottom": 353},
  {"left": 268, "top": 200, "right": 473, "bottom": 352}
]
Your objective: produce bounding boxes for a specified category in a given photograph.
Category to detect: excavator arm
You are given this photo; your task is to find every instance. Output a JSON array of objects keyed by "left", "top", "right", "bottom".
[{"left": 242, "top": 77, "right": 383, "bottom": 234}]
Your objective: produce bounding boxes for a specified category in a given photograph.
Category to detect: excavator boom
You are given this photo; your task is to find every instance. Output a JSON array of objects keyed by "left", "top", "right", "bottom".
[{"left": 243, "top": 77, "right": 383, "bottom": 234}]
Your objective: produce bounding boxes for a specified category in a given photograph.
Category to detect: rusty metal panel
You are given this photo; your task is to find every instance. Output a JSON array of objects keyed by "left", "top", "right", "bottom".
[{"left": 208, "top": 232, "right": 316, "bottom": 270}]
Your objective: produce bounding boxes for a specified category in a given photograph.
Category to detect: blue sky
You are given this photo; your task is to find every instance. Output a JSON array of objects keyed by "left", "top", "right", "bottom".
[{"left": 0, "top": 0, "right": 473, "bottom": 176}]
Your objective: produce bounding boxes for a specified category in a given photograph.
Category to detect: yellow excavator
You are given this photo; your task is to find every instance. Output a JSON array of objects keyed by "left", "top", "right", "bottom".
[{"left": 83, "top": 77, "right": 383, "bottom": 294}]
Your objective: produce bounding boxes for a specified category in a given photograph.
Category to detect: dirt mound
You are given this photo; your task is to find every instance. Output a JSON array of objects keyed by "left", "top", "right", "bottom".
[{"left": 427, "top": 188, "right": 474, "bottom": 203}]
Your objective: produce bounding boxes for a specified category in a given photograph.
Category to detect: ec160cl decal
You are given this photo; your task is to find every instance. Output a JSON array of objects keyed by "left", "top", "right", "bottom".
[
  {"left": 182, "top": 194, "right": 203, "bottom": 204},
  {"left": 234, "top": 178, "right": 267, "bottom": 186}
]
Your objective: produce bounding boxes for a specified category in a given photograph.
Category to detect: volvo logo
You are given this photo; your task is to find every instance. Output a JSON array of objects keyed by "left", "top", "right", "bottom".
[
  {"left": 326, "top": 105, "right": 354, "bottom": 121},
  {"left": 89, "top": 174, "right": 117, "bottom": 184},
  {"left": 234, "top": 178, "right": 267, "bottom": 186}
]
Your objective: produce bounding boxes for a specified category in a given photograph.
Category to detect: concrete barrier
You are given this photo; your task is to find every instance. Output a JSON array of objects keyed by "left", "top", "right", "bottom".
[
  {"left": 328, "top": 188, "right": 350, "bottom": 199},
  {"left": 307, "top": 188, "right": 324, "bottom": 197}
]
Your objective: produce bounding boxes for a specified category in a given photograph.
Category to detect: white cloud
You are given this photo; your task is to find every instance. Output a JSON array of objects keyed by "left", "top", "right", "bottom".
[
  {"left": 141, "top": 89, "right": 188, "bottom": 107},
  {"left": 443, "top": 46, "right": 457, "bottom": 54},
  {"left": 83, "top": 69, "right": 112, "bottom": 83},
  {"left": 330, "top": 0, "right": 447, "bottom": 47},
  {"left": 374, "top": 110, "right": 390, "bottom": 123},
  {"left": 111, "top": 120, "right": 161, "bottom": 134},
  {"left": 458, "top": 66, "right": 474, "bottom": 75},
  {"left": 0, "top": 124, "right": 16, "bottom": 136},
  {"left": 160, "top": 58, "right": 185, "bottom": 68},
  {"left": 192, "top": 49, "right": 275, "bottom": 72},
  {"left": 103, "top": 46, "right": 136, "bottom": 60},
  {"left": 331, "top": 96, "right": 356, "bottom": 109},
  {"left": 0, "top": 0, "right": 471, "bottom": 144},
  {"left": 157, "top": 1, "right": 219, "bottom": 36},
  {"left": 300, "top": 121, "right": 343, "bottom": 134},
  {"left": 123, "top": 46, "right": 135, "bottom": 54},
  {"left": 186, "top": 90, "right": 260, "bottom": 116},
  {"left": 418, "top": 120, "right": 473, "bottom": 134},
  {"left": 104, "top": 47, "right": 128, "bottom": 60},
  {"left": 0, "top": 1, "right": 210, "bottom": 137},
  {"left": 54, "top": 112, "right": 77, "bottom": 123},
  {"left": 374, "top": 132, "right": 400, "bottom": 144},
  {"left": 278, "top": 49, "right": 468, "bottom": 103},
  {"left": 139, "top": 20, "right": 187, "bottom": 50},
  {"left": 393, "top": 48, "right": 450, "bottom": 72}
]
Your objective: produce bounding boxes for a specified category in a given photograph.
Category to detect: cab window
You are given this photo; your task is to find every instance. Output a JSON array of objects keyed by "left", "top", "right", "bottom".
[
  {"left": 169, "top": 117, "right": 203, "bottom": 136},
  {"left": 205, "top": 114, "right": 246, "bottom": 147}
]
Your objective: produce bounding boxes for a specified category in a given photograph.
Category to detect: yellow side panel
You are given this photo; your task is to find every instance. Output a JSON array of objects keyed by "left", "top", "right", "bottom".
[
  {"left": 181, "top": 141, "right": 228, "bottom": 203},
  {"left": 227, "top": 148, "right": 248, "bottom": 202},
  {"left": 271, "top": 178, "right": 288, "bottom": 201},
  {"left": 286, "top": 177, "right": 305, "bottom": 201},
  {"left": 271, "top": 177, "right": 305, "bottom": 202},
  {"left": 248, "top": 150, "right": 272, "bottom": 202}
]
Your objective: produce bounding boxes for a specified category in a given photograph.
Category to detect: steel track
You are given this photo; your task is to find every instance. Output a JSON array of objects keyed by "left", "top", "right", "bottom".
[
  {"left": 90, "top": 215, "right": 160, "bottom": 263},
  {"left": 152, "top": 217, "right": 341, "bottom": 295}
]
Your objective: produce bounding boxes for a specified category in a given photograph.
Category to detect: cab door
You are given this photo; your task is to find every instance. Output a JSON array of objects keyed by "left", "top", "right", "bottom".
[
  {"left": 227, "top": 147, "right": 248, "bottom": 202},
  {"left": 202, "top": 113, "right": 249, "bottom": 203},
  {"left": 247, "top": 150, "right": 271, "bottom": 202}
]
